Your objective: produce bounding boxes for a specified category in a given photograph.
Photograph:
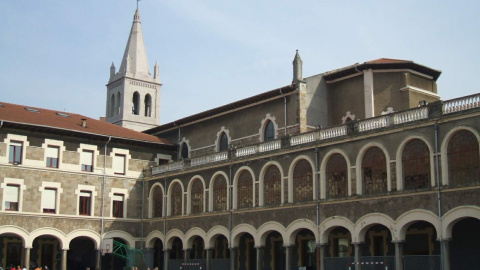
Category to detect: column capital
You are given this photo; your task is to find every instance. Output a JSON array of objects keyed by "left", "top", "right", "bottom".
[
  {"left": 392, "top": 240, "right": 405, "bottom": 244},
  {"left": 351, "top": 242, "right": 364, "bottom": 246}
]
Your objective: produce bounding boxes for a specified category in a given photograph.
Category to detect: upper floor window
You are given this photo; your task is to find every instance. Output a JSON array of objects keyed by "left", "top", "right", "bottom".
[
  {"left": 213, "top": 175, "right": 227, "bottom": 212},
  {"left": 113, "top": 154, "right": 126, "bottom": 175},
  {"left": 79, "top": 190, "right": 91, "bottom": 216},
  {"left": 362, "top": 147, "right": 387, "bottom": 195},
  {"left": 402, "top": 139, "right": 430, "bottom": 190},
  {"left": 237, "top": 170, "right": 253, "bottom": 209},
  {"left": 171, "top": 182, "right": 183, "bottom": 216},
  {"left": 264, "top": 121, "right": 275, "bottom": 142},
  {"left": 42, "top": 188, "right": 57, "bottom": 214},
  {"left": 448, "top": 130, "right": 480, "bottom": 187},
  {"left": 264, "top": 165, "right": 281, "bottom": 206},
  {"left": 81, "top": 150, "right": 94, "bottom": 172},
  {"left": 191, "top": 179, "right": 204, "bottom": 214},
  {"left": 46, "top": 145, "right": 59, "bottom": 168},
  {"left": 132, "top": 91, "right": 140, "bottom": 115},
  {"left": 326, "top": 154, "right": 348, "bottom": 199},
  {"left": 144, "top": 94, "right": 152, "bottom": 117},
  {"left": 110, "top": 94, "right": 115, "bottom": 117},
  {"left": 116, "top": 92, "right": 121, "bottom": 115},
  {"left": 180, "top": 142, "right": 189, "bottom": 159},
  {"left": 4, "top": 184, "right": 19, "bottom": 211},
  {"left": 9, "top": 141, "right": 23, "bottom": 164},
  {"left": 112, "top": 193, "right": 124, "bottom": 218},
  {"left": 219, "top": 132, "right": 229, "bottom": 152},
  {"left": 293, "top": 159, "right": 313, "bottom": 202},
  {"left": 152, "top": 185, "right": 163, "bottom": 218}
]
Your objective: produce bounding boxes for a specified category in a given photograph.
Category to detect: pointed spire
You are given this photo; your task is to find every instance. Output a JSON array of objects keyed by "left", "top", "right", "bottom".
[
  {"left": 118, "top": 9, "right": 151, "bottom": 79},
  {"left": 154, "top": 61, "right": 160, "bottom": 81},
  {"left": 110, "top": 62, "right": 116, "bottom": 81},
  {"left": 293, "top": 50, "right": 303, "bottom": 83}
]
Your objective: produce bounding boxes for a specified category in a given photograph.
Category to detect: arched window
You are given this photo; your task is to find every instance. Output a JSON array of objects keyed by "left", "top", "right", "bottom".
[
  {"left": 448, "top": 130, "right": 480, "bottom": 187},
  {"left": 116, "top": 92, "right": 121, "bottom": 115},
  {"left": 180, "top": 143, "right": 189, "bottom": 159},
  {"left": 264, "top": 121, "right": 275, "bottom": 142},
  {"left": 213, "top": 175, "right": 227, "bottom": 211},
  {"left": 219, "top": 132, "right": 229, "bottom": 152},
  {"left": 152, "top": 185, "right": 163, "bottom": 218},
  {"left": 144, "top": 94, "right": 152, "bottom": 117},
  {"left": 110, "top": 94, "right": 115, "bottom": 117},
  {"left": 237, "top": 170, "right": 253, "bottom": 209},
  {"left": 362, "top": 147, "right": 387, "bottom": 195},
  {"left": 293, "top": 160, "right": 313, "bottom": 202},
  {"left": 171, "top": 183, "right": 182, "bottom": 216},
  {"left": 264, "top": 165, "right": 281, "bottom": 206},
  {"left": 132, "top": 91, "right": 140, "bottom": 115},
  {"left": 326, "top": 154, "right": 348, "bottom": 199},
  {"left": 403, "top": 139, "right": 430, "bottom": 190},
  {"left": 191, "top": 179, "right": 203, "bottom": 214}
]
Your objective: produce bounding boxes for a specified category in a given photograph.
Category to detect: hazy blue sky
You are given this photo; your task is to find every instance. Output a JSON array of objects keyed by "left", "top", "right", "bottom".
[{"left": 1, "top": 0, "right": 479, "bottom": 124}]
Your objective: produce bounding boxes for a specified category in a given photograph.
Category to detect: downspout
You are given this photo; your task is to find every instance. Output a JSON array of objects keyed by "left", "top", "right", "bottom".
[
  {"left": 435, "top": 124, "right": 445, "bottom": 270},
  {"left": 141, "top": 169, "right": 145, "bottom": 249},
  {"left": 0, "top": 120, "right": 3, "bottom": 128},
  {"left": 163, "top": 178, "right": 168, "bottom": 270},
  {"left": 280, "top": 89, "right": 287, "bottom": 136},
  {"left": 101, "top": 136, "right": 111, "bottom": 257},
  {"left": 315, "top": 147, "right": 320, "bottom": 229},
  {"left": 229, "top": 164, "right": 233, "bottom": 248}
]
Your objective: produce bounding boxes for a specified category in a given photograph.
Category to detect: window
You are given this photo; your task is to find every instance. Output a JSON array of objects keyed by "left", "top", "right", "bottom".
[
  {"left": 79, "top": 191, "right": 91, "bottom": 216},
  {"left": 403, "top": 139, "right": 430, "bottom": 190},
  {"left": 144, "top": 94, "right": 152, "bottom": 117},
  {"left": 9, "top": 141, "right": 23, "bottom": 164},
  {"left": 237, "top": 170, "right": 253, "bottom": 209},
  {"left": 448, "top": 130, "right": 480, "bottom": 187},
  {"left": 191, "top": 179, "right": 204, "bottom": 214},
  {"left": 180, "top": 142, "right": 189, "bottom": 159},
  {"left": 264, "top": 165, "right": 281, "bottom": 206},
  {"left": 116, "top": 92, "right": 121, "bottom": 115},
  {"left": 264, "top": 121, "right": 275, "bottom": 142},
  {"left": 152, "top": 186, "right": 163, "bottom": 218},
  {"left": 113, "top": 154, "right": 126, "bottom": 175},
  {"left": 362, "top": 147, "right": 387, "bottom": 195},
  {"left": 132, "top": 92, "right": 140, "bottom": 115},
  {"left": 5, "top": 184, "right": 19, "bottom": 211},
  {"left": 46, "top": 145, "right": 59, "bottom": 168},
  {"left": 293, "top": 160, "right": 313, "bottom": 202},
  {"left": 42, "top": 188, "right": 57, "bottom": 214},
  {"left": 110, "top": 94, "right": 115, "bottom": 117},
  {"left": 326, "top": 154, "right": 348, "bottom": 199},
  {"left": 81, "top": 150, "right": 94, "bottom": 172},
  {"left": 219, "top": 132, "right": 229, "bottom": 152},
  {"left": 112, "top": 193, "right": 124, "bottom": 218},
  {"left": 213, "top": 175, "right": 227, "bottom": 211},
  {"left": 171, "top": 183, "right": 183, "bottom": 216}
]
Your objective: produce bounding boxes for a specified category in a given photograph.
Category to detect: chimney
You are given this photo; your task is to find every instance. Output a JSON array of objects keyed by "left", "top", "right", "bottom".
[{"left": 81, "top": 118, "right": 87, "bottom": 128}]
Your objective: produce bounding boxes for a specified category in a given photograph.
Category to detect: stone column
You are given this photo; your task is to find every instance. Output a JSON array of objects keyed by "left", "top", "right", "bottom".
[
  {"left": 62, "top": 249, "right": 68, "bottom": 270},
  {"left": 206, "top": 248, "right": 213, "bottom": 270},
  {"left": 143, "top": 248, "right": 154, "bottom": 269},
  {"left": 353, "top": 242, "right": 363, "bottom": 270},
  {"left": 285, "top": 245, "right": 293, "bottom": 270},
  {"left": 24, "top": 248, "right": 31, "bottom": 270},
  {"left": 318, "top": 244, "right": 326, "bottom": 270},
  {"left": 230, "top": 248, "right": 238, "bottom": 270},
  {"left": 442, "top": 239, "right": 451, "bottom": 270},
  {"left": 256, "top": 246, "right": 264, "bottom": 270},
  {"left": 184, "top": 249, "right": 191, "bottom": 263},
  {"left": 95, "top": 249, "right": 101, "bottom": 270},
  {"left": 393, "top": 241, "right": 404, "bottom": 270},
  {"left": 164, "top": 249, "right": 171, "bottom": 270}
]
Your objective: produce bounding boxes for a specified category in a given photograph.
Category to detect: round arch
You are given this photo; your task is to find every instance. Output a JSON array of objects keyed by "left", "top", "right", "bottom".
[
  {"left": 148, "top": 182, "right": 165, "bottom": 218},
  {"left": 259, "top": 161, "right": 285, "bottom": 206},
  {"left": 257, "top": 221, "right": 286, "bottom": 247},
  {"left": 206, "top": 226, "right": 230, "bottom": 249},
  {"left": 353, "top": 213, "right": 395, "bottom": 243},
  {"left": 167, "top": 179, "right": 185, "bottom": 216},
  {"left": 103, "top": 230, "right": 135, "bottom": 247},
  {"left": 0, "top": 225, "right": 30, "bottom": 247},
  {"left": 232, "top": 166, "right": 256, "bottom": 209},
  {"left": 66, "top": 229, "right": 101, "bottom": 250},
  {"left": 395, "top": 209, "right": 440, "bottom": 241},
  {"left": 442, "top": 205, "right": 480, "bottom": 239},
  {"left": 285, "top": 219, "right": 318, "bottom": 246},
  {"left": 319, "top": 216, "right": 355, "bottom": 244},
  {"left": 209, "top": 171, "right": 230, "bottom": 212},
  {"left": 231, "top": 224, "right": 257, "bottom": 248},
  {"left": 187, "top": 175, "right": 206, "bottom": 214},
  {"left": 29, "top": 227, "right": 67, "bottom": 249},
  {"left": 185, "top": 227, "right": 207, "bottom": 250},
  {"left": 355, "top": 142, "right": 392, "bottom": 195},
  {"left": 395, "top": 134, "right": 435, "bottom": 190},
  {"left": 440, "top": 126, "right": 480, "bottom": 186},
  {"left": 288, "top": 155, "right": 316, "bottom": 202},
  {"left": 145, "top": 230, "right": 165, "bottom": 249},
  {"left": 165, "top": 229, "right": 185, "bottom": 250},
  {"left": 320, "top": 149, "right": 352, "bottom": 199},
  {"left": 259, "top": 113, "right": 279, "bottom": 142}
]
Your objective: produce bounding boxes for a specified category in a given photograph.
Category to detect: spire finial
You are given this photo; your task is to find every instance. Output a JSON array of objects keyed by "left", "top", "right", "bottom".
[{"left": 137, "top": 0, "right": 140, "bottom": 9}]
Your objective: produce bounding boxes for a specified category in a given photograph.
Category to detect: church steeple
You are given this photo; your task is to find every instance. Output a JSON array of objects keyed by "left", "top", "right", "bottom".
[
  {"left": 293, "top": 50, "right": 303, "bottom": 83},
  {"left": 106, "top": 8, "right": 162, "bottom": 132}
]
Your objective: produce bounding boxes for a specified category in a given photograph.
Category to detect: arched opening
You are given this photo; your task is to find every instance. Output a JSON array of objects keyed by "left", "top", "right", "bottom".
[
  {"left": 132, "top": 92, "right": 140, "bottom": 115},
  {"left": 213, "top": 235, "right": 230, "bottom": 259},
  {"left": 450, "top": 217, "right": 480, "bottom": 270},
  {"left": 32, "top": 236, "right": 62, "bottom": 270},
  {"left": 294, "top": 229, "right": 317, "bottom": 269},
  {"left": 144, "top": 94, "right": 152, "bottom": 117},
  {"left": 403, "top": 139, "right": 430, "bottom": 190},
  {"left": 191, "top": 236, "right": 205, "bottom": 259},
  {"left": 213, "top": 175, "right": 227, "bottom": 212},
  {"left": 403, "top": 221, "right": 440, "bottom": 269},
  {"left": 238, "top": 233, "right": 255, "bottom": 270},
  {"left": 153, "top": 238, "right": 164, "bottom": 270},
  {"left": 101, "top": 238, "right": 128, "bottom": 270},
  {"left": 448, "top": 130, "right": 480, "bottom": 187},
  {"left": 67, "top": 237, "right": 97, "bottom": 270},
  {"left": 169, "top": 237, "right": 184, "bottom": 269},
  {"left": 180, "top": 143, "right": 189, "bottom": 160},
  {"left": 237, "top": 170, "right": 253, "bottom": 209},
  {"left": 293, "top": 159, "right": 313, "bottom": 202},
  {"left": 170, "top": 182, "right": 183, "bottom": 216},
  {"left": 362, "top": 147, "right": 387, "bottom": 195},
  {"left": 264, "top": 165, "right": 281, "bottom": 206},
  {"left": 152, "top": 185, "right": 163, "bottom": 218},
  {"left": 326, "top": 154, "right": 348, "bottom": 199},
  {"left": 190, "top": 179, "right": 204, "bottom": 214},
  {"left": 361, "top": 225, "right": 394, "bottom": 265},
  {"left": 265, "top": 231, "right": 285, "bottom": 270},
  {"left": 116, "top": 93, "right": 121, "bottom": 115},
  {"left": 0, "top": 233, "right": 25, "bottom": 269},
  {"left": 264, "top": 120, "right": 275, "bottom": 142},
  {"left": 110, "top": 94, "right": 115, "bottom": 117},
  {"left": 325, "top": 227, "right": 353, "bottom": 269},
  {"left": 219, "top": 132, "right": 229, "bottom": 152}
]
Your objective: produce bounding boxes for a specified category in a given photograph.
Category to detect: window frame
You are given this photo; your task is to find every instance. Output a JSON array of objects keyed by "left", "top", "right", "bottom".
[
  {"left": 46, "top": 145, "right": 60, "bottom": 168},
  {"left": 9, "top": 141, "right": 23, "bottom": 164},
  {"left": 109, "top": 188, "right": 128, "bottom": 218},
  {"left": 1, "top": 178, "right": 25, "bottom": 212},
  {"left": 39, "top": 182, "right": 63, "bottom": 215}
]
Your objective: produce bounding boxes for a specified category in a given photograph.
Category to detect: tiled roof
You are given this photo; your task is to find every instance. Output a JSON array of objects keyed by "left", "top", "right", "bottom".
[
  {"left": 365, "top": 58, "right": 411, "bottom": 64},
  {"left": 0, "top": 101, "right": 173, "bottom": 145}
]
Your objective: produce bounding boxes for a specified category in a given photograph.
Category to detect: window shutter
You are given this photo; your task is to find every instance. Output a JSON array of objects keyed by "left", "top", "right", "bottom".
[
  {"left": 113, "top": 154, "right": 125, "bottom": 174},
  {"left": 81, "top": 151, "right": 93, "bottom": 165},
  {"left": 113, "top": 194, "right": 124, "bottom": 201},
  {"left": 5, "top": 185, "right": 19, "bottom": 203},
  {"left": 11, "top": 141, "right": 22, "bottom": 147},
  {"left": 80, "top": 191, "right": 91, "bottom": 197},
  {"left": 43, "top": 189, "right": 56, "bottom": 209},
  {"left": 47, "top": 146, "right": 59, "bottom": 158}
]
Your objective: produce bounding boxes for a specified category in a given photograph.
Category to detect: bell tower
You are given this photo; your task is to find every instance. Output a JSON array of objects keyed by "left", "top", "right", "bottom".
[{"left": 106, "top": 9, "right": 161, "bottom": 132}]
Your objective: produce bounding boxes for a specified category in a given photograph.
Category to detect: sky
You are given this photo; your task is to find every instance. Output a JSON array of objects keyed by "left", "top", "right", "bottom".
[{"left": 1, "top": 0, "right": 479, "bottom": 124}]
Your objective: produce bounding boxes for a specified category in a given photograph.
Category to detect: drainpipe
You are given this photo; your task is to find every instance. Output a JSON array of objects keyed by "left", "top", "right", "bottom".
[
  {"left": 141, "top": 169, "right": 145, "bottom": 250},
  {"left": 280, "top": 89, "right": 287, "bottom": 135},
  {"left": 435, "top": 124, "right": 445, "bottom": 270},
  {"left": 229, "top": 164, "right": 233, "bottom": 248},
  {"left": 101, "top": 136, "right": 111, "bottom": 259},
  {"left": 0, "top": 120, "right": 3, "bottom": 128},
  {"left": 163, "top": 178, "right": 168, "bottom": 270}
]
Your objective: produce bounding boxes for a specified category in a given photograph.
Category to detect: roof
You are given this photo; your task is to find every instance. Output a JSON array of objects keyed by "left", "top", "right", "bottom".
[
  {"left": 323, "top": 58, "right": 442, "bottom": 81},
  {"left": 145, "top": 84, "right": 296, "bottom": 134},
  {"left": 0, "top": 101, "right": 173, "bottom": 146}
]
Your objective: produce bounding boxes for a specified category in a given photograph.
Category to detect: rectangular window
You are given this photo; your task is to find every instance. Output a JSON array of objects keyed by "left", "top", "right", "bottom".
[
  {"left": 5, "top": 184, "right": 19, "bottom": 211},
  {"left": 112, "top": 193, "right": 124, "bottom": 218},
  {"left": 81, "top": 150, "right": 94, "bottom": 172},
  {"left": 113, "top": 154, "right": 126, "bottom": 175},
  {"left": 46, "top": 145, "right": 59, "bottom": 168},
  {"left": 79, "top": 191, "right": 91, "bottom": 215},
  {"left": 9, "top": 141, "right": 23, "bottom": 164},
  {"left": 42, "top": 188, "right": 57, "bottom": 214}
]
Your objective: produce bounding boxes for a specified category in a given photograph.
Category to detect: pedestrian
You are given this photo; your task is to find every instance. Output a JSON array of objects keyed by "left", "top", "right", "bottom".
[{"left": 44, "top": 266, "right": 49, "bottom": 270}]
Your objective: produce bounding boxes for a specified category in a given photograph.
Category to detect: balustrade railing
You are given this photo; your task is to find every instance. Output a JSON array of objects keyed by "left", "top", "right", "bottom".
[
  {"left": 320, "top": 125, "right": 347, "bottom": 139},
  {"left": 290, "top": 131, "right": 318, "bottom": 146},
  {"left": 152, "top": 160, "right": 184, "bottom": 175},
  {"left": 443, "top": 93, "right": 480, "bottom": 114},
  {"left": 191, "top": 152, "right": 228, "bottom": 167},
  {"left": 358, "top": 115, "right": 389, "bottom": 132},
  {"left": 393, "top": 106, "right": 428, "bottom": 124},
  {"left": 236, "top": 145, "right": 257, "bottom": 157},
  {"left": 259, "top": 140, "right": 281, "bottom": 152}
]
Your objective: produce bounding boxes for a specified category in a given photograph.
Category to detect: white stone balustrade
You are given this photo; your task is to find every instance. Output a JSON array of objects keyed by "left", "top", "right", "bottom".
[
  {"left": 259, "top": 140, "right": 281, "bottom": 153},
  {"left": 236, "top": 145, "right": 258, "bottom": 157},
  {"left": 358, "top": 116, "right": 389, "bottom": 132},
  {"left": 320, "top": 125, "right": 347, "bottom": 139},
  {"left": 393, "top": 107, "right": 428, "bottom": 124},
  {"left": 191, "top": 152, "right": 228, "bottom": 167},
  {"left": 290, "top": 132, "right": 318, "bottom": 146},
  {"left": 152, "top": 164, "right": 168, "bottom": 175},
  {"left": 169, "top": 161, "right": 184, "bottom": 171},
  {"left": 443, "top": 94, "right": 480, "bottom": 114}
]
